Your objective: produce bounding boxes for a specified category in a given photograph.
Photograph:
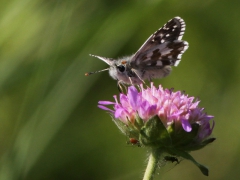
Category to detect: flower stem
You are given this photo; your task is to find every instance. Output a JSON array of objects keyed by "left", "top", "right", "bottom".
[{"left": 143, "top": 148, "right": 161, "bottom": 180}]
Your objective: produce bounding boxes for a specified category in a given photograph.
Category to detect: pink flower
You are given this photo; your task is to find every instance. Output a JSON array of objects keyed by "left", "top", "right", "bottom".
[
  {"left": 98, "top": 83, "right": 215, "bottom": 176},
  {"left": 98, "top": 83, "right": 214, "bottom": 143}
]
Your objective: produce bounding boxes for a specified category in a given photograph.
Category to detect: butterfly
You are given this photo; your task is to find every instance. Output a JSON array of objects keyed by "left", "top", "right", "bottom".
[{"left": 85, "top": 17, "right": 188, "bottom": 89}]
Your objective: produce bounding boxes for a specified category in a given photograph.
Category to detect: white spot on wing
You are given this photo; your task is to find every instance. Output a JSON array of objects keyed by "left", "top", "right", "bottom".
[
  {"left": 174, "top": 60, "right": 180, "bottom": 66},
  {"left": 177, "top": 54, "right": 182, "bottom": 59},
  {"left": 183, "top": 42, "right": 189, "bottom": 51},
  {"left": 178, "top": 35, "right": 183, "bottom": 40}
]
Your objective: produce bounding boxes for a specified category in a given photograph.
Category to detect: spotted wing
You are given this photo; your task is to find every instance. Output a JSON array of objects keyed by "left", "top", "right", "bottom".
[{"left": 131, "top": 17, "right": 188, "bottom": 68}]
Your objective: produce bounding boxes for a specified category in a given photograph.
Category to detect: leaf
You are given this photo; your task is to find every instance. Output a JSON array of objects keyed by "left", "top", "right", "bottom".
[{"left": 169, "top": 149, "right": 209, "bottom": 176}]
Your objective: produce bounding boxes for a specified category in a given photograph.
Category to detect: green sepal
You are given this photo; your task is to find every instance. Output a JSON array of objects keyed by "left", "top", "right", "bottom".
[
  {"left": 169, "top": 149, "right": 209, "bottom": 176},
  {"left": 183, "top": 137, "right": 216, "bottom": 151},
  {"left": 111, "top": 116, "right": 144, "bottom": 143},
  {"left": 202, "top": 137, "right": 216, "bottom": 145},
  {"left": 139, "top": 115, "right": 172, "bottom": 147},
  {"left": 127, "top": 116, "right": 145, "bottom": 139},
  {"left": 135, "top": 115, "right": 144, "bottom": 128},
  {"left": 111, "top": 117, "right": 129, "bottom": 135},
  {"left": 169, "top": 123, "right": 200, "bottom": 148}
]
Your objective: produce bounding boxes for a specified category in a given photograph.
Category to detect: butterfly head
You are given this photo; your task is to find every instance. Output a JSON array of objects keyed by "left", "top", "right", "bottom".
[{"left": 86, "top": 54, "right": 139, "bottom": 84}]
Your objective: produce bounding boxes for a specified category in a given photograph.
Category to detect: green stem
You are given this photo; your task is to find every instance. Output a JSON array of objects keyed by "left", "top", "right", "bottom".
[{"left": 143, "top": 148, "right": 162, "bottom": 180}]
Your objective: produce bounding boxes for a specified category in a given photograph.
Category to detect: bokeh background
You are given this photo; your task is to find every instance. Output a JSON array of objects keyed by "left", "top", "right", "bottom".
[{"left": 0, "top": 0, "right": 239, "bottom": 179}]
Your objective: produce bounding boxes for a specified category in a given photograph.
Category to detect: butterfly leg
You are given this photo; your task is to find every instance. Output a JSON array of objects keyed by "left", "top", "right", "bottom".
[
  {"left": 117, "top": 80, "right": 127, "bottom": 93},
  {"left": 128, "top": 77, "right": 133, "bottom": 85},
  {"left": 131, "top": 69, "right": 145, "bottom": 84}
]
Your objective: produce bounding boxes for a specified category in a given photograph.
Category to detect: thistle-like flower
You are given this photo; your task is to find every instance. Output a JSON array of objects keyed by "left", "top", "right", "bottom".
[{"left": 98, "top": 83, "right": 215, "bottom": 177}]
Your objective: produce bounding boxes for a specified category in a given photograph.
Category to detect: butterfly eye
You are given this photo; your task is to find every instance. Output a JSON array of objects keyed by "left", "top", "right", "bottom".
[{"left": 117, "top": 65, "right": 125, "bottom": 72}]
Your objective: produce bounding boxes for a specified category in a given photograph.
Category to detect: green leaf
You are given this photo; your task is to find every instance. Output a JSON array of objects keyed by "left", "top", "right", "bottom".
[{"left": 169, "top": 149, "right": 209, "bottom": 176}]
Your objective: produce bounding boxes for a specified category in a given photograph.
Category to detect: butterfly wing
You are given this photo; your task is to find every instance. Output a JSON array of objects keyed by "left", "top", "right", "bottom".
[{"left": 131, "top": 17, "right": 188, "bottom": 68}]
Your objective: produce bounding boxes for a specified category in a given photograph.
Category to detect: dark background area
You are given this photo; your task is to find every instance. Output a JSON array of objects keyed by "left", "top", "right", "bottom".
[{"left": 0, "top": 0, "right": 239, "bottom": 179}]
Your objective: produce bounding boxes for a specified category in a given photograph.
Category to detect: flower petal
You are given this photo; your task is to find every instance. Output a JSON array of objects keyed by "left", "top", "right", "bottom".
[
  {"left": 127, "top": 86, "right": 141, "bottom": 110},
  {"left": 181, "top": 118, "right": 192, "bottom": 132},
  {"left": 97, "top": 105, "right": 114, "bottom": 113},
  {"left": 98, "top": 101, "right": 115, "bottom": 105}
]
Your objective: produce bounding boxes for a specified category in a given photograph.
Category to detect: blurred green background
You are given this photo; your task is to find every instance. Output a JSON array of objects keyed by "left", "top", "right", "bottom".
[{"left": 0, "top": 0, "right": 239, "bottom": 179}]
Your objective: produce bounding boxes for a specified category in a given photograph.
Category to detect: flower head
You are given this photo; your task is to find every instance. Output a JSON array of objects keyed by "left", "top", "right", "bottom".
[
  {"left": 98, "top": 83, "right": 215, "bottom": 175},
  {"left": 99, "top": 83, "right": 214, "bottom": 146}
]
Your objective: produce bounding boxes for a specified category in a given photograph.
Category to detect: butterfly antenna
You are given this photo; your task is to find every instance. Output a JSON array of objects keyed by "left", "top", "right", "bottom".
[
  {"left": 89, "top": 54, "right": 112, "bottom": 65},
  {"left": 85, "top": 68, "right": 109, "bottom": 76}
]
